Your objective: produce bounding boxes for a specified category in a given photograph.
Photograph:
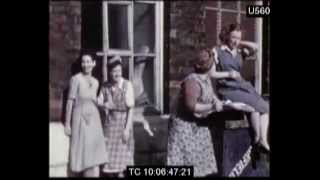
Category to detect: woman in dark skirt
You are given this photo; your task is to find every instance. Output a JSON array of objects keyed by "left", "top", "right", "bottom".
[{"left": 209, "top": 23, "right": 270, "bottom": 152}]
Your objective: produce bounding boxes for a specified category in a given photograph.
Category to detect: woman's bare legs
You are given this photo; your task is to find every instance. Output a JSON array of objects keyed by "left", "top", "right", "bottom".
[
  {"left": 250, "top": 112, "right": 261, "bottom": 144},
  {"left": 83, "top": 166, "right": 99, "bottom": 177},
  {"left": 259, "top": 113, "right": 270, "bottom": 151}
]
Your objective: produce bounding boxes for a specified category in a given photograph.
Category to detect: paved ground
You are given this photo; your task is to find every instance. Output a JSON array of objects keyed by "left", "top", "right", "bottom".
[{"left": 49, "top": 116, "right": 269, "bottom": 177}]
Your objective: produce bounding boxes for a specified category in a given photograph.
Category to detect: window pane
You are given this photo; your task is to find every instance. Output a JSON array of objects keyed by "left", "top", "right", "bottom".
[
  {"left": 107, "top": 56, "right": 129, "bottom": 80},
  {"left": 241, "top": 14, "right": 255, "bottom": 42},
  {"left": 134, "top": 3, "right": 155, "bottom": 53},
  {"left": 262, "top": 18, "right": 270, "bottom": 96},
  {"left": 221, "top": 12, "right": 238, "bottom": 30},
  {"left": 205, "top": 0, "right": 218, "bottom": 8},
  {"left": 108, "top": 4, "right": 129, "bottom": 50},
  {"left": 241, "top": 58, "right": 255, "bottom": 85},
  {"left": 133, "top": 57, "right": 155, "bottom": 107},
  {"left": 205, "top": 10, "right": 218, "bottom": 46},
  {"left": 221, "top": 1, "right": 238, "bottom": 10},
  {"left": 241, "top": 0, "right": 256, "bottom": 11},
  {"left": 240, "top": 15, "right": 256, "bottom": 84}
]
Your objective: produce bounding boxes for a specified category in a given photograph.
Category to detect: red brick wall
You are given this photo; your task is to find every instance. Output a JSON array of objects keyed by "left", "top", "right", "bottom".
[
  {"left": 169, "top": 1, "right": 207, "bottom": 112},
  {"left": 169, "top": 1, "right": 261, "bottom": 111},
  {"left": 49, "top": 1, "right": 81, "bottom": 122}
]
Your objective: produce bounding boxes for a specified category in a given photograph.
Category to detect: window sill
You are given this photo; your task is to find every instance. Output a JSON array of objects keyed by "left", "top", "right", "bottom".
[{"left": 134, "top": 106, "right": 161, "bottom": 116}]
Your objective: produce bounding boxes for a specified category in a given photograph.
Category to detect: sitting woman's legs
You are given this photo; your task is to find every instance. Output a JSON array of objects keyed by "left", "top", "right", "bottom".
[
  {"left": 250, "top": 112, "right": 260, "bottom": 144},
  {"left": 259, "top": 113, "right": 270, "bottom": 151}
]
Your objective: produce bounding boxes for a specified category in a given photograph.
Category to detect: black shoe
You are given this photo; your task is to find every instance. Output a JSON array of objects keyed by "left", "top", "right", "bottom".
[
  {"left": 251, "top": 144, "right": 261, "bottom": 169},
  {"left": 258, "top": 144, "right": 270, "bottom": 155}
]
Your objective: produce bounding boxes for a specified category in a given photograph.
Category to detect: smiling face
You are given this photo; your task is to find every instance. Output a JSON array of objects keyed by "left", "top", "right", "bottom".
[
  {"left": 81, "top": 55, "right": 95, "bottom": 74},
  {"left": 110, "top": 64, "right": 122, "bottom": 83},
  {"left": 227, "top": 30, "right": 242, "bottom": 49}
]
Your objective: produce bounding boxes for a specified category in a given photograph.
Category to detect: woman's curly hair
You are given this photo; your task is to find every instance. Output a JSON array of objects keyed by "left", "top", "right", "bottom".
[
  {"left": 193, "top": 47, "right": 214, "bottom": 74},
  {"left": 219, "top": 23, "right": 242, "bottom": 43}
]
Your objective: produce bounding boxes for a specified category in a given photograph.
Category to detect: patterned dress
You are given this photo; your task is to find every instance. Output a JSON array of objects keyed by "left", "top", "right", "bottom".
[
  {"left": 167, "top": 73, "right": 218, "bottom": 177},
  {"left": 68, "top": 73, "right": 108, "bottom": 172},
  {"left": 98, "top": 78, "right": 135, "bottom": 172}
]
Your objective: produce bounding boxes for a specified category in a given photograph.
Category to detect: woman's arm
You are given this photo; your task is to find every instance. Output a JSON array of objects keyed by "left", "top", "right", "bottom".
[
  {"left": 123, "top": 81, "right": 135, "bottom": 142},
  {"left": 64, "top": 99, "right": 73, "bottom": 136},
  {"left": 209, "top": 63, "right": 240, "bottom": 80},
  {"left": 209, "top": 63, "right": 232, "bottom": 79},
  {"left": 97, "top": 88, "right": 117, "bottom": 110},
  {"left": 123, "top": 107, "right": 134, "bottom": 143},
  {"left": 193, "top": 103, "right": 215, "bottom": 114},
  {"left": 239, "top": 41, "right": 258, "bottom": 57},
  {"left": 125, "top": 108, "right": 134, "bottom": 132},
  {"left": 65, "top": 77, "right": 78, "bottom": 136},
  {"left": 184, "top": 79, "right": 216, "bottom": 115},
  {"left": 97, "top": 88, "right": 108, "bottom": 108},
  {"left": 210, "top": 47, "right": 233, "bottom": 79},
  {"left": 225, "top": 102, "right": 255, "bottom": 112},
  {"left": 96, "top": 91, "right": 104, "bottom": 106}
]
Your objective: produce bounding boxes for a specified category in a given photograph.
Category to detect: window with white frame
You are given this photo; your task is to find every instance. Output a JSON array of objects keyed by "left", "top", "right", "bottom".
[
  {"left": 100, "top": 1, "right": 164, "bottom": 113},
  {"left": 204, "top": 1, "right": 256, "bottom": 47},
  {"left": 204, "top": 0, "right": 268, "bottom": 95}
]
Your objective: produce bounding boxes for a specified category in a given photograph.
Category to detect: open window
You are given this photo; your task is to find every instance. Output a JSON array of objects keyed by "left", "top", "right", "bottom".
[{"left": 101, "top": 1, "right": 164, "bottom": 113}]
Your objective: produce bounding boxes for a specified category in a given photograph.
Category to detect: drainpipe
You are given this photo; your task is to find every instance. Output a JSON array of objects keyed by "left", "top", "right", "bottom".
[{"left": 254, "top": 0, "right": 263, "bottom": 94}]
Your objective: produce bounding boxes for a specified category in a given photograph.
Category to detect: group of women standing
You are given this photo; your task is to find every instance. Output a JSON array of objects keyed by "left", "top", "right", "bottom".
[
  {"left": 63, "top": 23, "right": 270, "bottom": 177},
  {"left": 64, "top": 55, "right": 152, "bottom": 177}
]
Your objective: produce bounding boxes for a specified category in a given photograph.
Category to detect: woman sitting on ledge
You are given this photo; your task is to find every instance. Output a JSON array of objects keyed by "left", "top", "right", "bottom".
[{"left": 209, "top": 23, "right": 270, "bottom": 153}]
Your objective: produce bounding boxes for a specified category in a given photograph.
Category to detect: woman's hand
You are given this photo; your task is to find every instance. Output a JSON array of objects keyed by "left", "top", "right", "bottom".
[
  {"left": 238, "top": 41, "right": 258, "bottom": 57},
  {"left": 122, "top": 128, "right": 130, "bottom": 143},
  {"left": 96, "top": 95, "right": 104, "bottom": 106},
  {"left": 229, "top": 70, "right": 241, "bottom": 80},
  {"left": 103, "top": 101, "right": 116, "bottom": 110},
  {"left": 214, "top": 100, "right": 223, "bottom": 112},
  {"left": 227, "top": 102, "right": 255, "bottom": 112},
  {"left": 64, "top": 124, "right": 71, "bottom": 136},
  {"left": 143, "top": 121, "right": 154, "bottom": 137}
]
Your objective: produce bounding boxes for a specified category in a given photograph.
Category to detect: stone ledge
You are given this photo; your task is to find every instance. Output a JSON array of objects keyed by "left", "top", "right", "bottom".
[
  {"left": 225, "top": 119, "right": 249, "bottom": 129},
  {"left": 209, "top": 111, "right": 249, "bottom": 130}
]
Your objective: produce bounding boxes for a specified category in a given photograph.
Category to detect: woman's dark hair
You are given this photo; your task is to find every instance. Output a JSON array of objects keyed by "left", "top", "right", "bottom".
[
  {"left": 71, "top": 52, "right": 95, "bottom": 75},
  {"left": 193, "top": 48, "right": 213, "bottom": 74},
  {"left": 219, "top": 23, "right": 242, "bottom": 43},
  {"left": 107, "top": 60, "right": 122, "bottom": 71},
  {"left": 80, "top": 49, "right": 96, "bottom": 61}
]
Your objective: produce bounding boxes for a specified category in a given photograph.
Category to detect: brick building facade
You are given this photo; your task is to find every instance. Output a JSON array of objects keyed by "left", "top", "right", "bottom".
[
  {"left": 169, "top": 1, "right": 207, "bottom": 111},
  {"left": 49, "top": 0, "right": 269, "bottom": 177},
  {"left": 49, "top": 1, "right": 81, "bottom": 123},
  {"left": 49, "top": 1, "right": 169, "bottom": 177}
]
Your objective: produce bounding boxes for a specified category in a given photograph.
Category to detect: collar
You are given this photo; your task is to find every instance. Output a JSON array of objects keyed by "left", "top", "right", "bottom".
[
  {"left": 220, "top": 45, "right": 241, "bottom": 57},
  {"left": 117, "top": 77, "right": 124, "bottom": 89},
  {"left": 197, "top": 73, "right": 210, "bottom": 82},
  {"left": 112, "top": 77, "right": 124, "bottom": 89}
]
